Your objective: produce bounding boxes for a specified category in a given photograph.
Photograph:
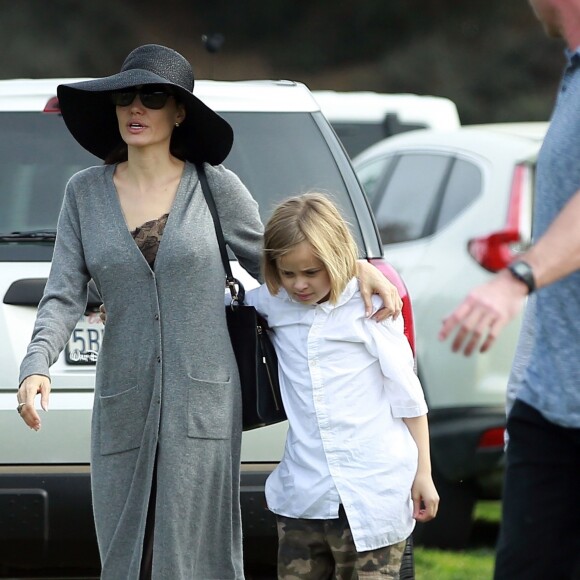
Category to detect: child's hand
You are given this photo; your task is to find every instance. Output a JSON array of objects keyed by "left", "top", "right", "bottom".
[{"left": 411, "top": 471, "right": 440, "bottom": 522}]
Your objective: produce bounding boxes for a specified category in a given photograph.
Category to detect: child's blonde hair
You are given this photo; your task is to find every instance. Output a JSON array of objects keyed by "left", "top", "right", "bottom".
[{"left": 263, "top": 193, "right": 358, "bottom": 304}]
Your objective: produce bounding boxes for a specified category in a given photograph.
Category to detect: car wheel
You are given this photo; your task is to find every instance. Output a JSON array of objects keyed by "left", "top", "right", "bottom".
[{"left": 413, "top": 465, "right": 477, "bottom": 550}]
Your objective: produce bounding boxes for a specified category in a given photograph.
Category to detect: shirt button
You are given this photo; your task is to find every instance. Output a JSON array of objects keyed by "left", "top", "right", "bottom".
[
  {"left": 157, "top": 356, "right": 161, "bottom": 363},
  {"left": 154, "top": 314, "right": 159, "bottom": 320}
]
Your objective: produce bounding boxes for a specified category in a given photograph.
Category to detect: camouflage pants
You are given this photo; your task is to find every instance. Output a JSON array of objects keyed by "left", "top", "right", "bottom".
[{"left": 276, "top": 507, "right": 406, "bottom": 580}]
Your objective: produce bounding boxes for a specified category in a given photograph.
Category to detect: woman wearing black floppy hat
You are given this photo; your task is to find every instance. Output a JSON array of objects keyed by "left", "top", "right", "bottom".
[
  {"left": 15, "top": 44, "right": 400, "bottom": 579},
  {"left": 17, "top": 44, "right": 262, "bottom": 579}
]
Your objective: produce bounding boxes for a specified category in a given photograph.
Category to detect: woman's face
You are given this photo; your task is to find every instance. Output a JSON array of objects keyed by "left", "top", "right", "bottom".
[
  {"left": 276, "top": 241, "right": 332, "bottom": 305},
  {"left": 114, "top": 86, "right": 186, "bottom": 152}
]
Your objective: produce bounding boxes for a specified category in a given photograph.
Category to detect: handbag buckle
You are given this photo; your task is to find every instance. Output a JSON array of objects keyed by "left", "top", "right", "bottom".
[{"left": 226, "top": 277, "right": 245, "bottom": 308}]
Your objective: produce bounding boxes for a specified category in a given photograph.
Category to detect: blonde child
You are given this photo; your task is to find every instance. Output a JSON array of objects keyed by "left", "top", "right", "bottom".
[{"left": 244, "top": 193, "right": 439, "bottom": 580}]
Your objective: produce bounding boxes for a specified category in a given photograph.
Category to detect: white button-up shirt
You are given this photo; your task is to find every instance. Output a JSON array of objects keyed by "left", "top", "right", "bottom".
[{"left": 245, "top": 278, "right": 428, "bottom": 551}]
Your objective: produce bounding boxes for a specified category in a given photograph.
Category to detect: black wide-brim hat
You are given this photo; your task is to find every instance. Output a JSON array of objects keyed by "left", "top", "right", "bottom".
[{"left": 57, "top": 44, "right": 233, "bottom": 165}]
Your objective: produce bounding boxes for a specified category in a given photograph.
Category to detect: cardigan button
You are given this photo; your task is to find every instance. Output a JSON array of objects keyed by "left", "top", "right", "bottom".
[
  {"left": 154, "top": 314, "right": 159, "bottom": 320},
  {"left": 157, "top": 356, "right": 161, "bottom": 363}
]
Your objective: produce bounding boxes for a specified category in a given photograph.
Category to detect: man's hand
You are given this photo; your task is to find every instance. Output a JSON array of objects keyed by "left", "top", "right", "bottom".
[
  {"left": 356, "top": 260, "right": 402, "bottom": 321},
  {"left": 439, "top": 270, "right": 528, "bottom": 355}
]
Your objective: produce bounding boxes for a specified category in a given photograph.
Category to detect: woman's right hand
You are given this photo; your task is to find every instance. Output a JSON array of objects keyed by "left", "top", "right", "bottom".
[
  {"left": 99, "top": 304, "right": 107, "bottom": 324},
  {"left": 17, "top": 374, "right": 51, "bottom": 431}
]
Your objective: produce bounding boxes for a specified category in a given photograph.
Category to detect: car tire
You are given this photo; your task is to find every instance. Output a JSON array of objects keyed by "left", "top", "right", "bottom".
[
  {"left": 413, "top": 465, "right": 477, "bottom": 550},
  {"left": 399, "top": 535, "right": 415, "bottom": 579}
]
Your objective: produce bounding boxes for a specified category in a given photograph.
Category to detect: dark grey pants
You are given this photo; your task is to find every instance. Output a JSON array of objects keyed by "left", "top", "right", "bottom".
[{"left": 139, "top": 461, "right": 157, "bottom": 580}]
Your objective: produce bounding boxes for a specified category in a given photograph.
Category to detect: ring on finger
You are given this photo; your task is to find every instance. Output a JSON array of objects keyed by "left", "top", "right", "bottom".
[{"left": 17, "top": 402, "right": 26, "bottom": 414}]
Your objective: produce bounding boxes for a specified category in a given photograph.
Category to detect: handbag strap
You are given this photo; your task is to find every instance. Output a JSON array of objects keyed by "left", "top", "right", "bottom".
[{"left": 195, "top": 162, "right": 243, "bottom": 303}]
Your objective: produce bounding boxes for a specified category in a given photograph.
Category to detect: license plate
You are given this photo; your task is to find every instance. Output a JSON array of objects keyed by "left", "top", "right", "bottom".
[{"left": 66, "top": 312, "right": 103, "bottom": 365}]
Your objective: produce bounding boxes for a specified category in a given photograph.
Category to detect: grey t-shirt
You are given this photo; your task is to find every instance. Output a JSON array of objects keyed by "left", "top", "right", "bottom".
[{"left": 510, "top": 48, "right": 580, "bottom": 428}]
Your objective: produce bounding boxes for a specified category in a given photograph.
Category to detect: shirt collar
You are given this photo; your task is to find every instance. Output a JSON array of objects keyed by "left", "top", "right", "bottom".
[
  {"left": 278, "top": 277, "right": 358, "bottom": 312},
  {"left": 318, "top": 277, "right": 358, "bottom": 312},
  {"left": 564, "top": 46, "right": 580, "bottom": 67}
]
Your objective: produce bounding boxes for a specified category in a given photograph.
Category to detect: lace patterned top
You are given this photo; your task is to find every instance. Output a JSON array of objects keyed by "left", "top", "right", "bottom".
[{"left": 131, "top": 213, "right": 169, "bottom": 269}]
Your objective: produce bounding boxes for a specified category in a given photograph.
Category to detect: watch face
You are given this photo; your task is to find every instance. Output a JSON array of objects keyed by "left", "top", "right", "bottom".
[
  {"left": 509, "top": 261, "right": 535, "bottom": 292},
  {"left": 512, "top": 262, "right": 530, "bottom": 277}
]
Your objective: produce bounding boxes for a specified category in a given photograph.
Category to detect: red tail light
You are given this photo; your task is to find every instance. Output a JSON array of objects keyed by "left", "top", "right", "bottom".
[
  {"left": 477, "top": 427, "right": 505, "bottom": 449},
  {"left": 368, "top": 258, "right": 415, "bottom": 355},
  {"left": 43, "top": 97, "right": 60, "bottom": 113},
  {"left": 467, "top": 229, "right": 520, "bottom": 272},
  {"left": 467, "top": 164, "right": 531, "bottom": 272}
]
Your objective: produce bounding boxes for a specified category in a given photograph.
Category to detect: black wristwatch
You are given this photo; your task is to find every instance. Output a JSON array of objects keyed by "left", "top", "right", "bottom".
[{"left": 507, "top": 260, "right": 536, "bottom": 294}]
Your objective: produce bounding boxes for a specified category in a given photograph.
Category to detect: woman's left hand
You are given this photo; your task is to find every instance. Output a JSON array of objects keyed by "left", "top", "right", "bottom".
[{"left": 356, "top": 261, "right": 402, "bottom": 321}]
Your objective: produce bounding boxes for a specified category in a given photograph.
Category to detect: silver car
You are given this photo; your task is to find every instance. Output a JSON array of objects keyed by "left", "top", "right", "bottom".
[{"left": 353, "top": 122, "right": 547, "bottom": 549}]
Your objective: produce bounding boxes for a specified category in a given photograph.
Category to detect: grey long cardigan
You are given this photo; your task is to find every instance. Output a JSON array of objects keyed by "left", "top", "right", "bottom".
[{"left": 19, "top": 162, "right": 264, "bottom": 579}]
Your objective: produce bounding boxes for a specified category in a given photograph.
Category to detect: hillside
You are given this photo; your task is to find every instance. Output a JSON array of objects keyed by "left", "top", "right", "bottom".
[{"left": 0, "top": 0, "right": 565, "bottom": 124}]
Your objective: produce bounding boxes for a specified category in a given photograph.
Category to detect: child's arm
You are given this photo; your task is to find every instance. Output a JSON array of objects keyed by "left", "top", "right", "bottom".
[
  {"left": 402, "top": 415, "right": 440, "bottom": 522},
  {"left": 362, "top": 310, "right": 438, "bottom": 519}
]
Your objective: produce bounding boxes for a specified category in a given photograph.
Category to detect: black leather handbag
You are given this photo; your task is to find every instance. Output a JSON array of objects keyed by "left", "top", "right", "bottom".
[{"left": 196, "top": 164, "right": 287, "bottom": 431}]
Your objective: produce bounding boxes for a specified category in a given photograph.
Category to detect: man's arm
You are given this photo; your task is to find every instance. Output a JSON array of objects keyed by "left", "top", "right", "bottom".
[
  {"left": 439, "top": 188, "right": 580, "bottom": 355},
  {"left": 520, "top": 188, "right": 580, "bottom": 287}
]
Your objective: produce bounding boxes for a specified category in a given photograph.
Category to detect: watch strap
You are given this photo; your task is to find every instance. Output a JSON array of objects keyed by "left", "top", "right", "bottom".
[{"left": 507, "top": 260, "right": 535, "bottom": 294}]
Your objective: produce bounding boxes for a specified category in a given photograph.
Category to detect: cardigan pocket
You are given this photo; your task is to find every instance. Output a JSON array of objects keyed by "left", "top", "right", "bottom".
[
  {"left": 187, "top": 375, "right": 233, "bottom": 440},
  {"left": 99, "top": 384, "right": 148, "bottom": 455}
]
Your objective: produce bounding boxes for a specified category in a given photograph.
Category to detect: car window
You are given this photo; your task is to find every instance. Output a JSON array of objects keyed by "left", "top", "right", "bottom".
[
  {"left": 0, "top": 113, "right": 99, "bottom": 234},
  {"left": 330, "top": 122, "right": 388, "bottom": 158},
  {"left": 373, "top": 153, "right": 452, "bottom": 244},
  {"left": 1, "top": 111, "right": 367, "bottom": 258},
  {"left": 355, "top": 156, "right": 393, "bottom": 203},
  {"left": 326, "top": 121, "right": 428, "bottom": 159},
  {"left": 434, "top": 158, "right": 482, "bottom": 231},
  {"left": 220, "top": 111, "right": 365, "bottom": 248}
]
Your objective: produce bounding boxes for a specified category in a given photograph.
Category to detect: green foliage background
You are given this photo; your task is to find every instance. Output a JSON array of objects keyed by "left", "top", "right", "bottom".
[{"left": 0, "top": 0, "right": 565, "bottom": 124}]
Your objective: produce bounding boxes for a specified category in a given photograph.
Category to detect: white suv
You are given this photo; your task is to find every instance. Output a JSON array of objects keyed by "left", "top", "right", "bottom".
[
  {"left": 313, "top": 90, "right": 461, "bottom": 158},
  {"left": 0, "top": 78, "right": 415, "bottom": 576},
  {"left": 353, "top": 123, "right": 546, "bottom": 549}
]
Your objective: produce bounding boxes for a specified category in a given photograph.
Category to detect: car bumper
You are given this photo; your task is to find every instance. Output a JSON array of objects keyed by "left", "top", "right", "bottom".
[
  {"left": 428, "top": 406, "right": 506, "bottom": 498},
  {"left": 0, "top": 463, "right": 277, "bottom": 571},
  {"left": 0, "top": 465, "right": 98, "bottom": 572}
]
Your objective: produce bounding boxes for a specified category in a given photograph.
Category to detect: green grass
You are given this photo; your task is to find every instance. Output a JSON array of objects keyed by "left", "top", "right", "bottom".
[
  {"left": 414, "top": 501, "right": 500, "bottom": 579},
  {"left": 474, "top": 500, "right": 501, "bottom": 524},
  {"left": 415, "top": 547, "right": 494, "bottom": 579}
]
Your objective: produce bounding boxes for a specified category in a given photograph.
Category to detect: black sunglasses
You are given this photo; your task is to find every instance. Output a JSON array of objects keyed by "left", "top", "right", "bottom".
[{"left": 111, "top": 86, "right": 174, "bottom": 110}]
